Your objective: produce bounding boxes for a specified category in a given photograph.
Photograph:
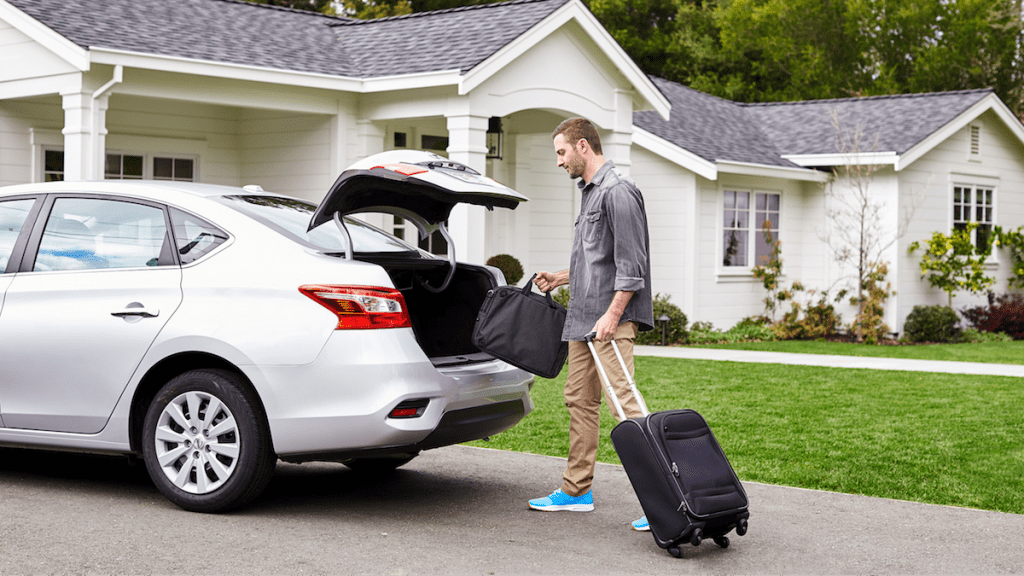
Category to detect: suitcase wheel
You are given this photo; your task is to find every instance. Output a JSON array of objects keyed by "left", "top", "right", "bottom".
[
  {"left": 668, "top": 546, "right": 683, "bottom": 558},
  {"left": 736, "top": 518, "right": 748, "bottom": 536},
  {"left": 714, "top": 536, "right": 730, "bottom": 549},
  {"left": 690, "top": 528, "right": 703, "bottom": 547}
]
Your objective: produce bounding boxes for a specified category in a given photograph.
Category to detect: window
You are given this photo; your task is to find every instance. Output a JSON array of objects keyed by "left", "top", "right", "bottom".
[
  {"left": 40, "top": 151, "right": 195, "bottom": 182},
  {"left": 105, "top": 154, "right": 144, "bottom": 179},
  {"left": 34, "top": 198, "right": 168, "bottom": 271},
  {"left": 44, "top": 150, "right": 64, "bottom": 182},
  {"left": 723, "top": 190, "right": 780, "bottom": 267},
  {"left": 953, "top": 184, "right": 994, "bottom": 250},
  {"left": 154, "top": 157, "right": 195, "bottom": 181},
  {"left": 0, "top": 199, "right": 36, "bottom": 272},
  {"left": 170, "top": 208, "right": 229, "bottom": 265}
]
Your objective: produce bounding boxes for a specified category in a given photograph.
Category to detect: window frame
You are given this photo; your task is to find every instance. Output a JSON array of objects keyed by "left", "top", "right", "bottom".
[
  {"left": 19, "top": 193, "right": 178, "bottom": 273},
  {"left": 718, "top": 187, "right": 783, "bottom": 276},
  {"left": 951, "top": 180, "right": 997, "bottom": 253}
]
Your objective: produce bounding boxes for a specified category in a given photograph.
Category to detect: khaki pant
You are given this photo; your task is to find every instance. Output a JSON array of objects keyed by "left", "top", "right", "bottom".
[{"left": 561, "top": 321, "right": 645, "bottom": 497}]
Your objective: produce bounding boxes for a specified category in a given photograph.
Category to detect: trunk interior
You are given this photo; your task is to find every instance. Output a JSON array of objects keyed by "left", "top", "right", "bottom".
[{"left": 359, "top": 255, "right": 497, "bottom": 364}]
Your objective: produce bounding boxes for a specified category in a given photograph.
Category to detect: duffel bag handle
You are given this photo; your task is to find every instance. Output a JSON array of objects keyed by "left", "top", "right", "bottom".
[{"left": 523, "top": 273, "right": 559, "bottom": 309}]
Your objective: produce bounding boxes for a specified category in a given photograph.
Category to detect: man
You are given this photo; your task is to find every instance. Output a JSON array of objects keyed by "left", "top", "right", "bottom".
[{"left": 528, "top": 117, "right": 654, "bottom": 531}]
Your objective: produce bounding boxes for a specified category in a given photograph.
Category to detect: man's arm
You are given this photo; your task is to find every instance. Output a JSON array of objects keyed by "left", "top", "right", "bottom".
[{"left": 593, "top": 290, "right": 633, "bottom": 341}]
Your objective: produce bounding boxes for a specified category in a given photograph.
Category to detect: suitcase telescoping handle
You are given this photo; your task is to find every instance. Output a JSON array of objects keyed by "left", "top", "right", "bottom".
[{"left": 584, "top": 331, "right": 650, "bottom": 420}]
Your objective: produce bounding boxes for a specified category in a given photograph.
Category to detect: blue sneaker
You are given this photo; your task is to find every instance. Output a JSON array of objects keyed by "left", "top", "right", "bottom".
[
  {"left": 631, "top": 515, "right": 650, "bottom": 531},
  {"left": 528, "top": 489, "right": 594, "bottom": 512}
]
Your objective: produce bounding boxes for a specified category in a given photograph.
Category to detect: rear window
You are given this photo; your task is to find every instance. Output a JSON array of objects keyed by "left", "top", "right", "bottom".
[{"left": 219, "top": 195, "right": 422, "bottom": 254}]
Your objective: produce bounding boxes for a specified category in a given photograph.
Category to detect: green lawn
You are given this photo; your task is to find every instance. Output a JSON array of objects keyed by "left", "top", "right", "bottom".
[
  {"left": 468, "top": 356, "right": 1024, "bottom": 514},
  {"left": 688, "top": 339, "right": 1024, "bottom": 365}
]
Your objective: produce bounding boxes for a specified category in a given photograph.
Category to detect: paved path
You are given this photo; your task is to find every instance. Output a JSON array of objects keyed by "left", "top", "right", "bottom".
[{"left": 635, "top": 345, "right": 1024, "bottom": 377}]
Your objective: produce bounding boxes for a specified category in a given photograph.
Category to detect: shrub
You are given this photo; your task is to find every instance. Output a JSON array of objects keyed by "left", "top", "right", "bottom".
[
  {"left": 636, "top": 294, "right": 689, "bottom": 345},
  {"left": 773, "top": 291, "right": 841, "bottom": 340},
  {"left": 960, "top": 293, "right": 1024, "bottom": 340},
  {"left": 903, "top": 305, "right": 959, "bottom": 343},
  {"left": 552, "top": 286, "right": 570, "bottom": 308},
  {"left": 486, "top": 254, "right": 524, "bottom": 285},
  {"left": 960, "top": 327, "right": 1014, "bottom": 343},
  {"left": 686, "top": 319, "right": 776, "bottom": 344}
]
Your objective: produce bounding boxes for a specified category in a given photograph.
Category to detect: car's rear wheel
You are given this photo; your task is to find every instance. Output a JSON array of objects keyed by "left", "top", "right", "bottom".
[{"left": 142, "top": 369, "right": 276, "bottom": 513}]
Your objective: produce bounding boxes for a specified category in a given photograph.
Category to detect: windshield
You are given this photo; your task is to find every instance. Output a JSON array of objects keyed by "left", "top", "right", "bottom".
[{"left": 219, "top": 195, "right": 425, "bottom": 255}]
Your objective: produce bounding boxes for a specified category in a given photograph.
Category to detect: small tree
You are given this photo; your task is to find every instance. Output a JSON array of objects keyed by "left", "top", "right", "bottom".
[
  {"left": 752, "top": 225, "right": 802, "bottom": 321},
  {"left": 820, "top": 108, "right": 910, "bottom": 342},
  {"left": 908, "top": 223, "right": 995, "bottom": 307}
]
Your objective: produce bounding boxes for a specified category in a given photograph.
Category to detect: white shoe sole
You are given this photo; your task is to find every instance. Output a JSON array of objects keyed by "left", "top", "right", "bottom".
[
  {"left": 528, "top": 503, "right": 594, "bottom": 512},
  {"left": 632, "top": 524, "right": 651, "bottom": 531}
]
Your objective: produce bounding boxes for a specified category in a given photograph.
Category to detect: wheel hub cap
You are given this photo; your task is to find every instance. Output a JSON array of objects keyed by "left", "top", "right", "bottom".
[{"left": 153, "top": 391, "right": 240, "bottom": 495}]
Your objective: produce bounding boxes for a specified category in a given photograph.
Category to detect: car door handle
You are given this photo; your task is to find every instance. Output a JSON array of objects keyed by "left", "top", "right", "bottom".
[{"left": 111, "top": 307, "right": 160, "bottom": 318}]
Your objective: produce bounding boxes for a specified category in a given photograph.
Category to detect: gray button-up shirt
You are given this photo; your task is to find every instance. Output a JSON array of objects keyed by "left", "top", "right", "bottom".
[{"left": 562, "top": 161, "right": 654, "bottom": 341}]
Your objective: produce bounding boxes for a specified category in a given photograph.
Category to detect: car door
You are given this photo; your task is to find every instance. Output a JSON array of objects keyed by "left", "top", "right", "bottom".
[{"left": 0, "top": 194, "right": 182, "bottom": 434}]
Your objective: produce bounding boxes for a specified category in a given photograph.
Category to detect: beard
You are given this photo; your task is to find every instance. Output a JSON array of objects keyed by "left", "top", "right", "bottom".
[{"left": 564, "top": 154, "right": 586, "bottom": 179}]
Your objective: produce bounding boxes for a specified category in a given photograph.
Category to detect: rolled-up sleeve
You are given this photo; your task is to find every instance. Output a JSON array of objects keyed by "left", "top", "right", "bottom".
[{"left": 607, "top": 182, "right": 648, "bottom": 293}]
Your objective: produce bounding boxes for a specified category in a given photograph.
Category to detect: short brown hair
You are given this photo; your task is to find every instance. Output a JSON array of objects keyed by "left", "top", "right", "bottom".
[{"left": 552, "top": 117, "right": 602, "bottom": 155}]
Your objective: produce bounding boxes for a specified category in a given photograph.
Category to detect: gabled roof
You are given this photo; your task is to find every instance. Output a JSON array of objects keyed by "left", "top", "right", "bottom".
[
  {"left": 331, "top": 0, "right": 570, "bottom": 77},
  {"left": 744, "top": 88, "right": 995, "bottom": 157},
  {"left": 633, "top": 77, "right": 1014, "bottom": 178},
  {"left": 5, "top": 0, "right": 569, "bottom": 79}
]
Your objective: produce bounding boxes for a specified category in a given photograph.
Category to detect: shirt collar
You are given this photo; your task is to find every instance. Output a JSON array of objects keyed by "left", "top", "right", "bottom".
[{"left": 577, "top": 160, "right": 615, "bottom": 194}]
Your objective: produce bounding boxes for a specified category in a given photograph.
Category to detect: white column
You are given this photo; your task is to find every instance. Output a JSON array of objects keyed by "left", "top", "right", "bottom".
[
  {"left": 354, "top": 119, "right": 386, "bottom": 229},
  {"left": 60, "top": 90, "right": 92, "bottom": 181},
  {"left": 446, "top": 113, "right": 489, "bottom": 264},
  {"left": 604, "top": 89, "right": 635, "bottom": 176},
  {"left": 91, "top": 94, "right": 110, "bottom": 180}
]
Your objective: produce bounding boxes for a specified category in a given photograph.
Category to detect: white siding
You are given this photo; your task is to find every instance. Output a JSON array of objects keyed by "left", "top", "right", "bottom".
[
  {"left": 0, "top": 19, "right": 77, "bottom": 84},
  {"left": 238, "top": 109, "right": 335, "bottom": 202},
  {"left": 0, "top": 96, "right": 61, "bottom": 186},
  {"left": 515, "top": 132, "right": 576, "bottom": 283},
  {"left": 897, "top": 109, "right": 1024, "bottom": 330}
]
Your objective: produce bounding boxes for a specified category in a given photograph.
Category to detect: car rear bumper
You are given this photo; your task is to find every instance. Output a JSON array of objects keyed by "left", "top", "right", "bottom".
[{"left": 252, "top": 328, "right": 534, "bottom": 458}]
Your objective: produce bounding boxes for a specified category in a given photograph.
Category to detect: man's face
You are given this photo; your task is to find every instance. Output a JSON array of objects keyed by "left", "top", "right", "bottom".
[{"left": 553, "top": 134, "right": 586, "bottom": 179}]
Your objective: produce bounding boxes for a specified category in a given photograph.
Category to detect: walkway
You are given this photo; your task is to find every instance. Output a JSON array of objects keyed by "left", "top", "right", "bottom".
[{"left": 635, "top": 344, "right": 1024, "bottom": 377}]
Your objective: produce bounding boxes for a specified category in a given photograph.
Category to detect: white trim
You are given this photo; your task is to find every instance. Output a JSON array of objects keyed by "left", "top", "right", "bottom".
[
  {"left": 898, "top": 94, "right": 1024, "bottom": 171},
  {"left": 717, "top": 160, "right": 830, "bottom": 182},
  {"left": 458, "top": 0, "right": 670, "bottom": 119},
  {"left": 632, "top": 127, "right": 717, "bottom": 181},
  {"left": 0, "top": 0, "right": 90, "bottom": 71},
  {"left": 0, "top": 72, "right": 84, "bottom": 100},
  {"left": 782, "top": 152, "right": 899, "bottom": 168}
]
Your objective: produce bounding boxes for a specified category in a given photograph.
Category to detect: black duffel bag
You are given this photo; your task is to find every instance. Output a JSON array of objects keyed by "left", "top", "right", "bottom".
[{"left": 472, "top": 274, "right": 568, "bottom": 378}]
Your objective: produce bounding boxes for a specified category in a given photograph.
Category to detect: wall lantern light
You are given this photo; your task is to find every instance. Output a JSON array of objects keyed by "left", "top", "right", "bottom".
[{"left": 486, "top": 117, "right": 503, "bottom": 160}]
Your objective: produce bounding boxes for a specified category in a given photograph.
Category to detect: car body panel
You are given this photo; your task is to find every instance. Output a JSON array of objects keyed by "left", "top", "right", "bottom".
[{"left": 0, "top": 267, "right": 183, "bottom": 433}]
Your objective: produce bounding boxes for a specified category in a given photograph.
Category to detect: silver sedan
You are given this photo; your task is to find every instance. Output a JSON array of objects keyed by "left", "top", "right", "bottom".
[{"left": 0, "top": 151, "right": 534, "bottom": 512}]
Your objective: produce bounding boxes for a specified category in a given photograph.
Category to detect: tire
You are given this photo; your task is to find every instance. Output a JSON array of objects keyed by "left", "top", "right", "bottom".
[
  {"left": 142, "top": 369, "right": 276, "bottom": 513},
  {"left": 341, "top": 453, "right": 418, "bottom": 473}
]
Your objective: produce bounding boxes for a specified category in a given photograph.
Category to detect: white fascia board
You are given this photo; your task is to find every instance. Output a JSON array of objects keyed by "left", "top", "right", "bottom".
[
  {"left": 716, "top": 159, "right": 830, "bottom": 183},
  {"left": 0, "top": 0, "right": 90, "bottom": 71},
  {"left": 783, "top": 152, "right": 899, "bottom": 168},
  {"left": 632, "top": 127, "right": 717, "bottom": 181},
  {"left": 459, "top": 0, "right": 670, "bottom": 120},
  {"left": 360, "top": 70, "right": 463, "bottom": 93},
  {"left": 0, "top": 72, "right": 82, "bottom": 100},
  {"left": 896, "top": 94, "right": 1024, "bottom": 171},
  {"left": 90, "top": 47, "right": 368, "bottom": 92}
]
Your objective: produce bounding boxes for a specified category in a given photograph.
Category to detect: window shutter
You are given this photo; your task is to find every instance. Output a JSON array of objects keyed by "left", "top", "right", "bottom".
[{"left": 970, "top": 125, "right": 981, "bottom": 157}]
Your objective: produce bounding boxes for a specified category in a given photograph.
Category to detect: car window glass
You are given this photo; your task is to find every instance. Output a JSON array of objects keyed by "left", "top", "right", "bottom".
[
  {"left": 0, "top": 199, "right": 35, "bottom": 273},
  {"left": 219, "top": 195, "right": 420, "bottom": 254},
  {"left": 35, "top": 198, "right": 168, "bottom": 272},
  {"left": 170, "top": 208, "right": 229, "bottom": 265}
]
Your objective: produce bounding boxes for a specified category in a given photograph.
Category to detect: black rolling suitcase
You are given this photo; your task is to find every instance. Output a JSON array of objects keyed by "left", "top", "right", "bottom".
[{"left": 585, "top": 333, "right": 750, "bottom": 558}]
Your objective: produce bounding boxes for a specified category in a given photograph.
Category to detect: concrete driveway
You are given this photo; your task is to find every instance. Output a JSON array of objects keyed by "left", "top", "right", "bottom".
[{"left": 1, "top": 444, "right": 1022, "bottom": 574}]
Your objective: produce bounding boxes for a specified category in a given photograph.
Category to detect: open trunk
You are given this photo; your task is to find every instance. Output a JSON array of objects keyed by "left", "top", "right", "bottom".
[{"left": 360, "top": 255, "right": 499, "bottom": 365}]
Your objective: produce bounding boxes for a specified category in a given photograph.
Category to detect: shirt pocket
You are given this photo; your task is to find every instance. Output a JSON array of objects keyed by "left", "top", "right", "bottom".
[{"left": 582, "top": 210, "right": 603, "bottom": 243}]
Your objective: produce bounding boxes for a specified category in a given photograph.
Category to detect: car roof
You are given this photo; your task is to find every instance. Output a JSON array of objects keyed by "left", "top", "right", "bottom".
[{"left": 0, "top": 180, "right": 269, "bottom": 200}]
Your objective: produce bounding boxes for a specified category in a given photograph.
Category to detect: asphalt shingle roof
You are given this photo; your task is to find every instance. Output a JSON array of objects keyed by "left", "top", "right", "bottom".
[
  {"left": 634, "top": 77, "right": 997, "bottom": 167},
  {"left": 7, "top": 0, "right": 568, "bottom": 78}
]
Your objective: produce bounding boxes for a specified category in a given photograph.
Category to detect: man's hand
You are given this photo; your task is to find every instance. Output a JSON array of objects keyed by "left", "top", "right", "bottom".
[
  {"left": 533, "top": 270, "right": 567, "bottom": 293},
  {"left": 591, "top": 290, "right": 633, "bottom": 341}
]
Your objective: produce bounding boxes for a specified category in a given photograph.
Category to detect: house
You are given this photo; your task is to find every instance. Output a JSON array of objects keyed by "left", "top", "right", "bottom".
[{"left": 3, "top": 0, "right": 1023, "bottom": 333}]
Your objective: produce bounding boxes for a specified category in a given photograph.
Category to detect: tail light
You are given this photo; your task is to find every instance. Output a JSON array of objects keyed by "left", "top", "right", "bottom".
[{"left": 299, "top": 285, "right": 412, "bottom": 330}]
